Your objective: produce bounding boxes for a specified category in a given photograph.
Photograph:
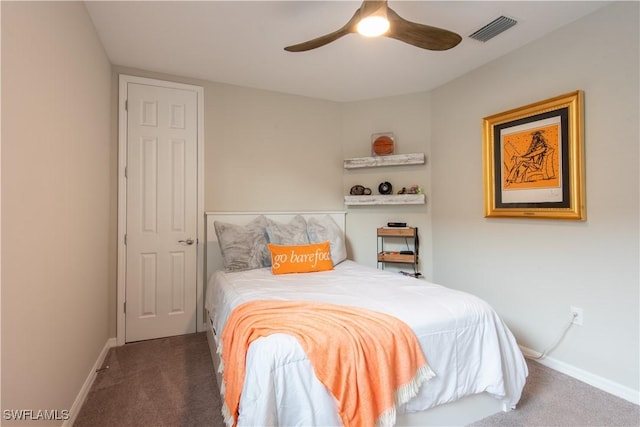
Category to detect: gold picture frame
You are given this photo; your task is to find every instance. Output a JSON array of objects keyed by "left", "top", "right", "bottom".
[{"left": 482, "top": 90, "right": 585, "bottom": 220}]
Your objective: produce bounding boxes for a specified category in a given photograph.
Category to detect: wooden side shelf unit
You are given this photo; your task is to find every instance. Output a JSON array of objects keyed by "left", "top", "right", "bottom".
[{"left": 377, "top": 227, "right": 419, "bottom": 273}]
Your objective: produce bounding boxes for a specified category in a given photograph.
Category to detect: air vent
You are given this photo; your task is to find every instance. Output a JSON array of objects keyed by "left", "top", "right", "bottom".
[{"left": 469, "top": 16, "right": 517, "bottom": 42}]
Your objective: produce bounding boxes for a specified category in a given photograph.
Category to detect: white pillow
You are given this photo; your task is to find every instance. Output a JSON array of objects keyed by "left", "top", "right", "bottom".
[{"left": 307, "top": 215, "right": 347, "bottom": 265}]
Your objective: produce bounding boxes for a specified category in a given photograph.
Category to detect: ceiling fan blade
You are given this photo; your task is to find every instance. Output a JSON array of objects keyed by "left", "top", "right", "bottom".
[
  {"left": 386, "top": 7, "right": 462, "bottom": 51},
  {"left": 284, "top": 7, "right": 361, "bottom": 52},
  {"left": 284, "top": 27, "right": 352, "bottom": 52},
  {"left": 359, "top": 0, "right": 388, "bottom": 18}
]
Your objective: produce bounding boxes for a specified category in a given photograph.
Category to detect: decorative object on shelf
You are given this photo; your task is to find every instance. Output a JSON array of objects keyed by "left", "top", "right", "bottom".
[
  {"left": 363, "top": 187, "right": 372, "bottom": 195},
  {"left": 483, "top": 90, "right": 585, "bottom": 220},
  {"left": 350, "top": 185, "right": 365, "bottom": 195},
  {"left": 387, "top": 222, "right": 407, "bottom": 227},
  {"left": 371, "top": 132, "right": 395, "bottom": 156},
  {"left": 397, "top": 185, "right": 422, "bottom": 195},
  {"left": 378, "top": 181, "right": 393, "bottom": 195}
]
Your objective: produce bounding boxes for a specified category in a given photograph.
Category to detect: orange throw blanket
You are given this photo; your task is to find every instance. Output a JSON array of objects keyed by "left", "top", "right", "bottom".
[{"left": 220, "top": 300, "right": 435, "bottom": 427}]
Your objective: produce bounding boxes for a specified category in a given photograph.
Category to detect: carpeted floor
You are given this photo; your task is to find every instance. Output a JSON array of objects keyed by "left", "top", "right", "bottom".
[
  {"left": 74, "top": 332, "right": 224, "bottom": 427},
  {"left": 469, "top": 358, "right": 639, "bottom": 427},
  {"left": 75, "top": 332, "right": 639, "bottom": 427}
]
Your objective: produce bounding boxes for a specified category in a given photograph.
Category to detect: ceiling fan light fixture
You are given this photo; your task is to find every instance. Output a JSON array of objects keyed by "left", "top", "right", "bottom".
[
  {"left": 284, "top": 0, "right": 462, "bottom": 52},
  {"left": 357, "top": 15, "right": 390, "bottom": 37}
]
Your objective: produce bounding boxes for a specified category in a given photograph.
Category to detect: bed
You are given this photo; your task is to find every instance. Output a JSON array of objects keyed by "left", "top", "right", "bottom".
[{"left": 204, "top": 211, "right": 528, "bottom": 426}]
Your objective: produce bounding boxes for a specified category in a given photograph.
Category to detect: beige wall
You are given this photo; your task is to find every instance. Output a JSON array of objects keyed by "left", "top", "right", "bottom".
[
  {"left": 203, "top": 84, "right": 343, "bottom": 212},
  {"left": 113, "top": 66, "right": 344, "bottom": 213},
  {"left": 1, "top": 1, "right": 112, "bottom": 424},
  {"left": 341, "top": 93, "right": 434, "bottom": 277},
  {"left": 429, "top": 1, "right": 639, "bottom": 393}
]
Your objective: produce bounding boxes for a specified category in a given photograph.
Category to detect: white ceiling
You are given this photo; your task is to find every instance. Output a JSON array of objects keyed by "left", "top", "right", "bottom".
[{"left": 85, "top": 1, "right": 610, "bottom": 102}]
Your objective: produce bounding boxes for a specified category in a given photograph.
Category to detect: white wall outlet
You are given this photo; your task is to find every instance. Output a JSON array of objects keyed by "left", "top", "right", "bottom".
[{"left": 570, "top": 306, "right": 584, "bottom": 326}]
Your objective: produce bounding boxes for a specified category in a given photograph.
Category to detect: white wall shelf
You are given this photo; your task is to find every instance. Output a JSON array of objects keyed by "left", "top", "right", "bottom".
[
  {"left": 343, "top": 152, "right": 425, "bottom": 169},
  {"left": 344, "top": 194, "right": 425, "bottom": 206}
]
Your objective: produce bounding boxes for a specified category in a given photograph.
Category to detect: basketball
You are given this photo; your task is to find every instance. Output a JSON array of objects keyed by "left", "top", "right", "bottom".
[{"left": 373, "top": 135, "right": 394, "bottom": 156}]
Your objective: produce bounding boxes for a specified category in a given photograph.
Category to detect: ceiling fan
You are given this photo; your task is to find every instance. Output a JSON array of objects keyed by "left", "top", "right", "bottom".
[{"left": 284, "top": 0, "right": 462, "bottom": 52}]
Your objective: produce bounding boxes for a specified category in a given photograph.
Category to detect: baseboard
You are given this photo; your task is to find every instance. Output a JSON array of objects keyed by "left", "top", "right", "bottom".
[
  {"left": 64, "top": 337, "right": 117, "bottom": 427},
  {"left": 199, "top": 321, "right": 208, "bottom": 333},
  {"left": 520, "top": 345, "right": 639, "bottom": 405}
]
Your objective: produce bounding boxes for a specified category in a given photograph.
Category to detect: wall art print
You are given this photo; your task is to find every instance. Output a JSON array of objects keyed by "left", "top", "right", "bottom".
[{"left": 482, "top": 90, "right": 585, "bottom": 219}]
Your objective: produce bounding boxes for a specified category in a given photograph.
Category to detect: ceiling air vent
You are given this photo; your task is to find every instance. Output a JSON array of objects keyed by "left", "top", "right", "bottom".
[{"left": 469, "top": 16, "right": 517, "bottom": 42}]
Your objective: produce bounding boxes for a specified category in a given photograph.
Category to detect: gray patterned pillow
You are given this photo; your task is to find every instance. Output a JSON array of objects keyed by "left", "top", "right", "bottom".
[
  {"left": 307, "top": 215, "right": 347, "bottom": 265},
  {"left": 214, "top": 216, "right": 271, "bottom": 272},
  {"left": 266, "top": 215, "right": 310, "bottom": 245}
]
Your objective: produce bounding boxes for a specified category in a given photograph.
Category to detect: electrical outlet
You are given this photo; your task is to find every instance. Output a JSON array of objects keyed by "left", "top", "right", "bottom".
[{"left": 570, "top": 306, "right": 584, "bottom": 326}]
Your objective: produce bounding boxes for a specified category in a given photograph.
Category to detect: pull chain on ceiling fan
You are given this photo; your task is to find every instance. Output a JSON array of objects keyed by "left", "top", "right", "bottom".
[{"left": 284, "top": 0, "right": 462, "bottom": 52}]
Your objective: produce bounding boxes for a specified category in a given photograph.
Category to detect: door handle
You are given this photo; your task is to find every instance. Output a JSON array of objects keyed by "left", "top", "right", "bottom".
[{"left": 178, "top": 238, "right": 194, "bottom": 245}]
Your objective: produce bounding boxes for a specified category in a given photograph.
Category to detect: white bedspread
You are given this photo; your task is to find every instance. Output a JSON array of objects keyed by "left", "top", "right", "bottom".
[{"left": 205, "top": 260, "right": 528, "bottom": 426}]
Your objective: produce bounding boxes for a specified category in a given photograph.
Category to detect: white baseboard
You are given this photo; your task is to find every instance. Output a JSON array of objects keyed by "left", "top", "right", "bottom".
[
  {"left": 520, "top": 345, "right": 639, "bottom": 405},
  {"left": 199, "top": 321, "right": 208, "bottom": 333},
  {"left": 64, "top": 337, "right": 117, "bottom": 427}
]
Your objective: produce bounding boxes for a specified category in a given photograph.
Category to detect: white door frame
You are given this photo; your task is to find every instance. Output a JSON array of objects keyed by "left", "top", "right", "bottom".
[{"left": 117, "top": 74, "right": 205, "bottom": 346}]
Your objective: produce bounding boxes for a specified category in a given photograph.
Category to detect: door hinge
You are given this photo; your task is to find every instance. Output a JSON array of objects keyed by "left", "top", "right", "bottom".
[
  {"left": 124, "top": 301, "right": 126, "bottom": 313},
  {"left": 125, "top": 99, "right": 128, "bottom": 111},
  {"left": 124, "top": 166, "right": 127, "bottom": 179},
  {"left": 124, "top": 234, "right": 127, "bottom": 245}
]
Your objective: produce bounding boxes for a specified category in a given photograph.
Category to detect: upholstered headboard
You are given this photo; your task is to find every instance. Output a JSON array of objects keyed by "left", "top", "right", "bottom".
[{"left": 205, "top": 211, "right": 346, "bottom": 282}]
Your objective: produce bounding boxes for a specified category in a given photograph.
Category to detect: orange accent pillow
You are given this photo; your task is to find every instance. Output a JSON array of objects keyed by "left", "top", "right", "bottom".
[{"left": 268, "top": 242, "right": 334, "bottom": 275}]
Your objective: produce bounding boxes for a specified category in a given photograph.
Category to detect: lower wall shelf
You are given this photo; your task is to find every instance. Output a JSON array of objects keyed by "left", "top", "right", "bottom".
[{"left": 344, "top": 194, "right": 425, "bottom": 206}]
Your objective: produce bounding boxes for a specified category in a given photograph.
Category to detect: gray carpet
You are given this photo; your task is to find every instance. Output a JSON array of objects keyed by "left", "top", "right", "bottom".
[
  {"left": 74, "top": 332, "right": 224, "bottom": 427},
  {"left": 470, "top": 359, "right": 639, "bottom": 427},
  {"left": 75, "top": 332, "right": 639, "bottom": 427}
]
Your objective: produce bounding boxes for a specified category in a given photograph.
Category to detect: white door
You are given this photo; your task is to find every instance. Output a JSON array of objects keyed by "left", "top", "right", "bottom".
[{"left": 125, "top": 82, "right": 198, "bottom": 342}]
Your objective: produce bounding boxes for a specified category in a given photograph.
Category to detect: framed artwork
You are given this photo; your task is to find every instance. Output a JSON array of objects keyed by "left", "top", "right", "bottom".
[{"left": 482, "top": 90, "right": 585, "bottom": 219}]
